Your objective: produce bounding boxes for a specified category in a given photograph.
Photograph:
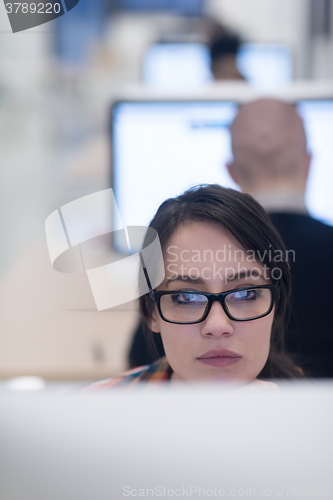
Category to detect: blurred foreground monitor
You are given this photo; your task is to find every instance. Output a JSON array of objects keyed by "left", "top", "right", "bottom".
[
  {"left": 142, "top": 42, "right": 293, "bottom": 90},
  {"left": 112, "top": 98, "right": 333, "bottom": 253},
  {"left": 1, "top": 384, "right": 333, "bottom": 500}
]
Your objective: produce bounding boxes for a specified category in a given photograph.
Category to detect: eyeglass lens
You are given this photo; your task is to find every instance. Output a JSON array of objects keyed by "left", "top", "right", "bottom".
[{"left": 159, "top": 288, "right": 272, "bottom": 323}]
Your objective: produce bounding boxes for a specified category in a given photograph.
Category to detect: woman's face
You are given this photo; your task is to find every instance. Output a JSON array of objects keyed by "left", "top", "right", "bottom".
[{"left": 150, "top": 221, "right": 274, "bottom": 385}]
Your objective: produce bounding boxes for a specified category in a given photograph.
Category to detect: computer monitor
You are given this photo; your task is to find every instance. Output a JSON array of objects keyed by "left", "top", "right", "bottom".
[
  {"left": 237, "top": 43, "right": 293, "bottom": 89},
  {"left": 142, "top": 42, "right": 293, "bottom": 90},
  {"left": 1, "top": 385, "right": 333, "bottom": 500},
  {"left": 142, "top": 43, "right": 213, "bottom": 90},
  {"left": 297, "top": 100, "right": 333, "bottom": 225},
  {"left": 111, "top": 98, "right": 333, "bottom": 253}
]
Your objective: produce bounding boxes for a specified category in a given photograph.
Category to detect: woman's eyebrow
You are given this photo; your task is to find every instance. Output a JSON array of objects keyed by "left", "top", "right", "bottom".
[
  {"left": 165, "top": 275, "right": 205, "bottom": 286},
  {"left": 165, "top": 270, "right": 265, "bottom": 287},
  {"left": 226, "top": 270, "right": 265, "bottom": 282}
]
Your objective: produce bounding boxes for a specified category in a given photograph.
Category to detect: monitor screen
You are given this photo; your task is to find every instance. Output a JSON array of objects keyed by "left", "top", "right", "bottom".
[
  {"left": 142, "top": 42, "right": 293, "bottom": 90},
  {"left": 237, "top": 43, "right": 293, "bottom": 89},
  {"left": 142, "top": 43, "right": 212, "bottom": 90},
  {"left": 298, "top": 100, "right": 333, "bottom": 225},
  {"left": 111, "top": 99, "right": 333, "bottom": 253},
  {"left": 1, "top": 385, "right": 333, "bottom": 500}
]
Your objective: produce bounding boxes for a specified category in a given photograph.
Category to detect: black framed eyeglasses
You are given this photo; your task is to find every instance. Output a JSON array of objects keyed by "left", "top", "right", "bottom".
[{"left": 149, "top": 285, "right": 277, "bottom": 324}]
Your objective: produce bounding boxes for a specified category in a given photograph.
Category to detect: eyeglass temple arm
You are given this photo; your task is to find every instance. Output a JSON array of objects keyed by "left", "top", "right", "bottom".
[{"left": 139, "top": 252, "right": 155, "bottom": 299}]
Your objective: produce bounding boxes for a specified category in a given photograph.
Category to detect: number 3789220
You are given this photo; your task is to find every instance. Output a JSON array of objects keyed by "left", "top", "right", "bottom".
[{"left": 5, "top": 3, "right": 61, "bottom": 14}]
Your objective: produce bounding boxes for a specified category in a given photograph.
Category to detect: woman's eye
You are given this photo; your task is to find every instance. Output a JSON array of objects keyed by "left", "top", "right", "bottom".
[
  {"left": 172, "top": 293, "right": 189, "bottom": 303},
  {"left": 171, "top": 293, "right": 206, "bottom": 306},
  {"left": 229, "top": 289, "right": 260, "bottom": 301}
]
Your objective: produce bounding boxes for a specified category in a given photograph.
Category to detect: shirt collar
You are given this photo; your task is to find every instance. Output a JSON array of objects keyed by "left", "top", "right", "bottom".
[{"left": 252, "top": 190, "right": 308, "bottom": 215}]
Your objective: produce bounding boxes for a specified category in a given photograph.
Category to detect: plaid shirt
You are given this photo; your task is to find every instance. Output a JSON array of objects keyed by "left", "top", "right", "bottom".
[{"left": 85, "top": 357, "right": 172, "bottom": 390}]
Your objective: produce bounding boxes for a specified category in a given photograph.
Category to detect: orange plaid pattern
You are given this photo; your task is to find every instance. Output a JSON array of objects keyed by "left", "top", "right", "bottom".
[{"left": 85, "top": 357, "right": 172, "bottom": 390}]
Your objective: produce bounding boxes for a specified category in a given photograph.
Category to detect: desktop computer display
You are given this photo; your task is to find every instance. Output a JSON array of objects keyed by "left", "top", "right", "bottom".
[
  {"left": 237, "top": 43, "right": 293, "bottom": 88},
  {"left": 143, "top": 43, "right": 212, "bottom": 90},
  {"left": 111, "top": 99, "right": 333, "bottom": 253},
  {"left": 142, "top": 42, "right": 293, "bottom": 90}
]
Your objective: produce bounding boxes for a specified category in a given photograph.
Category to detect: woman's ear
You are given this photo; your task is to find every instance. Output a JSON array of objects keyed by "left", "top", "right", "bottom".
[{"left": 149, "top": 307, "right": 160, "bottom": 333}]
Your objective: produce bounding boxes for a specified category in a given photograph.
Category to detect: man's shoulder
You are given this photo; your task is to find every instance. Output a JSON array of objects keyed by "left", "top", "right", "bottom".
[
  {"left": 83, "top": 357, "right": 171, "bottom": 390},
  {"left": 270, "top": 212, "right": 333, "bottom": 242}
]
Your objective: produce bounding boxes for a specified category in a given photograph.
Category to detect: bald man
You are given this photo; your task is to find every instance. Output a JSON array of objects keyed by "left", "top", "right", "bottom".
[
  {"left": 227, "top": 99, "right": 333, "bottom": 377},
  {"left": 227, "top": 99, "right": 310, "bottom": 208}
]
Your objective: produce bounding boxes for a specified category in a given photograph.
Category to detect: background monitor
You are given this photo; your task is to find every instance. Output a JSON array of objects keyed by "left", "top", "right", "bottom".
[
  {"left": 142, "top": 42, "right": 293, "bottom": 90},
  {"left": 142, "top": 43, "right": 212, "bottom": 90},
  {"left": 111, "top": 99, "right": 333, "bottom": 253},
  {"left": 237, "top": 43, "right": 293, "bottom": 89},
  {"left": 298, "top": 99, "right": 333, "bottom": 224}
]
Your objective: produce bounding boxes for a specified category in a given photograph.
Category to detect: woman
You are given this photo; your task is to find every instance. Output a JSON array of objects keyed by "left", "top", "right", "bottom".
[{"left": 90, "top": 185, "right": 302, "bottom": 390}]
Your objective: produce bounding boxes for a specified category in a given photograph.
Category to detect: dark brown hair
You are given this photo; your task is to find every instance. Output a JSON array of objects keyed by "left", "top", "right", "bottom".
[{"left": 139, "top": 184, "right": 303, "bottom": 379}]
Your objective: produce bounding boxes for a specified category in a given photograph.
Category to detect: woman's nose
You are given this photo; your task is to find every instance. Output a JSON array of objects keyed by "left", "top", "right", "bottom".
[{"left": 200, "top": 301, "right": 234, "bottom": 338}]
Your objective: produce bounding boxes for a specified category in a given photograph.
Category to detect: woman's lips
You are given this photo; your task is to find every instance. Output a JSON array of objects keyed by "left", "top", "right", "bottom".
[{"left": 197, "top": 349, "right": 242, "bottom": 367}]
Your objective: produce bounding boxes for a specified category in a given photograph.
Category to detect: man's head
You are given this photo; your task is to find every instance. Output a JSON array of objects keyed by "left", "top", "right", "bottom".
[
  {"left": 227, "top": 99, "right": 311, "bottom": 195},
  {"left": 210, "top": 35, "right": 245, "bottom": 81}
]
